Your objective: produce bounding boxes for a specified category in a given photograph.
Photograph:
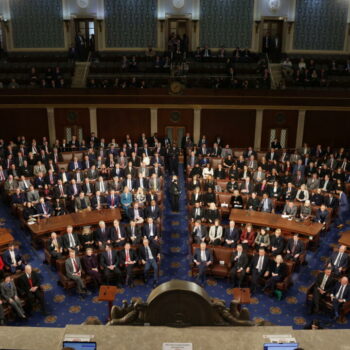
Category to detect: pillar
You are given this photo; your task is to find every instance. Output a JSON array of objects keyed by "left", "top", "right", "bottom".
[
  {"left": 47, "top": 108, "right": 56, "bottom": 145},
  {"left": 89, "top": 107, "right": 98, "bottom": 136},
  {"left": 296, "top": 110, "right": 306, "bottom": 149},
  {"left": 150, "top": 108, "right": 158, "bottom": 135},
  {"left": 254, "top": 109, "right": 263, "bottom": 150}
]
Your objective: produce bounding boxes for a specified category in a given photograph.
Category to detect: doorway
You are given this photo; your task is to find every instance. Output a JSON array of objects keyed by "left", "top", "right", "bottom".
[
  {"left": 269, "top": 128, "right": 288, "bottom": 148},
  {"left": 167, "top": 18, "right": 190, "bottom": 53},
  {"left": 74, "top": 18, "right": 96, "bottom": 59},
  {"left": 261, "top": 19, "right": 284, "bottom": 59},
  {"left": 165, "top": 126, "right": 186, "bottom": 147},
  {"left": 64, "top": 125, "right": 84, "bottom": 142}
]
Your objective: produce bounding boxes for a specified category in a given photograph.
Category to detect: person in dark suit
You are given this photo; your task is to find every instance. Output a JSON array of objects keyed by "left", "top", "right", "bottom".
[
  {"left": 106, "top": 190, "right": 120, "bottom": 209},
  {"left": 82, "top": 248, "right": 102, "bottom": 287},
  {"left": 95, "top": 220, "right": 112, "bottom": 247},
  {"left": 231, "top": 190, "right": 243, "bottom": 209},
  {"left": 125, "top": 220, "right": 142, "bottom": 245},
  {"left": 127, "top": 202, "right": 144, "bottom": 224},
  {"left": 224, "top": 220, "right": 240, "bottom": 248},
  {"left": 35, "top": 197, "right": 53, "bottom": 218},
  {"left": 191, "top": 202, "right": 205, "bottom": 222},
  {"left": 262, "top": 255, "right": 287, "bottom": 295},
  {"left": 269, "top": 229, "right": 285, "bottom": 256},
  {"left": 310, "top": 268, "right": 335, "bottom": 314},
  {"left": 3, "top": 243, "right": 25, "bottom": 274},
  {"left": 120, "top": 243, "right": 137, "bottom": 287},
  {"left": 326, "top": 245, "right": 348, "bottom": 275},
  {"left": 139, "top": 238, "right": 160, "bottom": 287},
  {"left": 143, "top": 217, "right": 159, "bottom": 243},
  {"left": 169, "top": 175, "right": 180, "bottom": 212},
  {"left": 258, "top": 193, "right": 273, "bottom": 213},
  {"left": 192, "top": 221, "right": 208, "bottom": 244},
  {"left": 285, "top": 234, "right": 305, "bottom": 262},
  {"left": 315, "top": 204, "right": 329, "bottom": 227},
  {"left": 230, "top": 244, "right": 249, "bottom": 287},
  {"left": 17, "top": 265, "right": 47, "bottom": 315},
  {"left": 62, "top": 225, "right": 81, "bottom": 252},
  {"left": 99, "top": 245, "right": 121, "bottom": 287},
  {"left": 246, "top": 248, "right": 270, "bottom": 294},
  {"left": 246, "top": 192, "right": 260, "bottom": 211},
  {"left": 145, "top": 200, "right": 161, "bottom": 222},
  {"left": 226, "top": 178, "right": 239, "bottom": 193},
  {"left": 193, "top": 242, "right": 213, "bottom": 286},
  {"left": 109, "top": 219, "right": 126, "bottom": 247},
  {"left": 47, "top": 232, "right": 63, "bottom": 260},
  {"left": 330, "top": 276, "right": 350, "bottom": 320}
]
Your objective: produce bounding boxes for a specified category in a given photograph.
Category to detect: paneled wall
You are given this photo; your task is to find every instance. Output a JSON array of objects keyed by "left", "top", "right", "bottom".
[
  {"left": 201, "top": 109, "right": 256, "bottom": 147},
  {"left": 10, "top": 0, "right": 64, "bottom": 48},
  {"left": 199, "top": 0, "right": 254, "bottom": 48},
  {"left": 303, "top": 111, "right": 350, "bottom": 148},
  {"left": 157, "top": 109, "right": 194, "bottom": 139},
  {"left": 0, "top": 109, "right": 48, "bottom": 141},
  {"left": 261, "top": 110, "right": 298, "bottom": 149},
  {"left": 104, "top": 0, "right": 157, "bottom": 48},
  {"left": 96, "top": 109, "right": 150, "bottom": 142},
  {"left": 54, "top": 108, "right": 90, "bottom": 141},
  {"left": 293, "top": 0, "right": 348, "bottom": 51}
]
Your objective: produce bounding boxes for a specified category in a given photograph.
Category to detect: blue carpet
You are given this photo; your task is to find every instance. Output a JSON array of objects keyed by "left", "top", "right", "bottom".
[{"left": 1, "top": 165, "right": 349, "bottom": 329}]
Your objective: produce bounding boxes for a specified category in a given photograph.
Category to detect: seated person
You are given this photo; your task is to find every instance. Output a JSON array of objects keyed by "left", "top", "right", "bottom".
[
  {"left": 246, "top": 192, "right": 260, "bottom": 211},
  {"left": 300, "top": 200, "right": 312, "bottom": 221},
  {"left": 91, "top": 190, "right": 106, "bottom": 210},
  {"left": 145, "top": 200, "right": 161, "bottom": 222},
  {"left": 205, "top": 202, "right": 220, "bottom": 224},
  {"left": 230, "top": 244, "right": 249, "bottom": 288},
  {"left": 47, "top": 232, "right": 63, "bottom": 260},
  {"left": 208, "top": 219, "right": 223, "bottom": 246},
  {"left": 95, "top": 220, "right": 112, "bottom": 247},
  {"left": 3, "top": 243, "right": 25, "bottom": 274},
  {"left": 315, "top": 204, "right": 329, "bottom": 227},
  {"left": 231, "top": 189, "right": 243, "bottom": 209},
  {"left": 0, "top": 274, "right": 26, "bottom": 319},
  {"left": 309, "top": 268, "right": 335, "bottom": 314},
  {"left": 110, "top": 219, "right": 126, "bottom": 247},
  {"left": 254, "top": 227, "right": 270, "bottom": 251},
  {"left": 139, "top": 238, "right": 160, "bottom": 287},
  {"left": 224, "top": 220, "right": 240, "bottom": 248},
  {"left": 35, "top": 197, "right": 53, "bottom": 218},
  {"left": 282, "top": 201, "right": 297, "bottom": 218},
  {"left": 269, "top": 229, "right": 285, "bottom": 256},
  {"left": 330, "top": 276, "right": 350, "bottom": 320},
  {"left": 126, "top": 220, "right": 142, "bottom": 245},
  {"left": 193, "top": 242, "right": 213, "bottom": 286},
  {"left": 326, "top": 245, "right": 348, "bottom": 275},
  {"left": 240, "top": 223, "right": 256, "bottom": 250},
  {"left": 99, "top": 245, "right": 121, "bottom": 287},
  {"left": 203, "top": 187, "right": 216, "bottom": 206},
  {"left": 62, "top": 225, "right": 81, "bottom": 252},
  {"left": 192, "top": 220, "right": 208, "bottom": 244},
  {"left": 246, "top": 248, "right": 270, "bottom": 294},
  {"left": 310, "top": 188, "right": 324, "bottom": 206},
  {"left": 128, "top": 202, "right": 144, "bottom": 224},
  {"left": 296, "top": 184, "right": 309, "bottom": 202},
  {"left": 285, "top": 233, "right": 305, "bottom": 262},
  {"left": 17, "top": 264, "right": 47, "bottom": 315},
  {"left": 143, "top": 217, "right": 159, "bottom": 243},
  {"left": 75, "top": 192, "right": 91, "bottom": 212},
  {"left": 65, "top": 249, "right": 91, "bottom": 297},
  {"left": 259, "top": 193, "right": 273, "bottom": 213},
  {"left": 262, "top": 255, "right": 287, "bottom": 295},
  {"left": 120, "top": 243, "right": 137, "bottom": 287}
]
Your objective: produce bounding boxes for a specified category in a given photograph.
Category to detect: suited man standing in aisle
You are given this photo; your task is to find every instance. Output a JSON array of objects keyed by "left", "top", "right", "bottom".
[{"left": 169, "top": 175, "right": 180, "bottom": 212}]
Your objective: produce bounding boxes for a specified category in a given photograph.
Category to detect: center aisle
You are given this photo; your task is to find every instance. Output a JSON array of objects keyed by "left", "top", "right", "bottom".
[{"left": 160, "top": 164, "right": 192, "bottom": 282}]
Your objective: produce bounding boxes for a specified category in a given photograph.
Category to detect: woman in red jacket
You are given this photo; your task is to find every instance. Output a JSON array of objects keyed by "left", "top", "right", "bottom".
[{"left": 240, "top": 223, "right": 256, "bottom": 250}]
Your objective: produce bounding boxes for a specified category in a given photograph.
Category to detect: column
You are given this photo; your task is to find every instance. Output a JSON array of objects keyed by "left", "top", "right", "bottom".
[
  {"left": 89, "top": 107, "right": 98, "bottom": 136},
  {"left": 150, "top": 108, "right": 158, "bottom": 135},
  {"left": 296, "top": 110, "right": 306, "bottom": 149},
  {"left": 47, "top": 108, "right": 56, "bottom": 145},
  {"left": 193, "top": 108, "right": 201, "bottom": 144},
  {"left": 254, "top": 109, "right": 263, "bottom": 150}
]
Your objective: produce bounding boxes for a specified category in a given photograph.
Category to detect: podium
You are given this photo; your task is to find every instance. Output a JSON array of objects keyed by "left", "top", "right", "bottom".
[{"left": 98, "top": 285, "right": 118, "bottom": 320}]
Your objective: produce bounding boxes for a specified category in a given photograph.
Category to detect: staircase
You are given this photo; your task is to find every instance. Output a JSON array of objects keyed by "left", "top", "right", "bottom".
[
  {"left": 269, "top": 63, "right": 283, "bottom": 90},
  {"left": 71, "top": 61, "right": 90, "bottom": 88}
]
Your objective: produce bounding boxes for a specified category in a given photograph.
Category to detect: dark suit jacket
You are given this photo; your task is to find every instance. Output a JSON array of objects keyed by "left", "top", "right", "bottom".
[
  {"left": 315, "top": 272, "right": 336, "bottom": 293},
  {"left": 270, "top": 235, "right": 285, "bottom": 255},
  {"left": 286, "top": 239, "right": 305, "bottom": 255},
  {"left": 332, "top": 282, "right": 350, "bottom": 301},
  {"left": 230, "top": 251, "right": 249, "bottom": 269},
  {"left": 191, "top": 207, "right": 205, "bottom": 221},
  {"left": 143, "top": 223, "right": 159, "bottom": 239},
  {"left": 193, "top": 248, "right": 213, "bottom": 263},
  {"left": 329, "top": 251, "right": 348, "bottom": 270},
  {"left": 125, "top": 225, "right": 142, "bottom": 240},
  {"left": 250, "top": 255, "right": 270, "bottom": 273},
  {"left": 224, "top": 227, "right": 240, "bottom": 242},
  {"left": 138, "top": 245, "right": 160, "bottom": 261},
  {"left": 62, "top": 233, "right": 80, "bottom": 249},
  {"left": 109, "top": 225, "right": 126, "bottom": 241},
  {"left": 128, "top": 207, "right": 144, "bottom": 221},
  {"left": 95, "top": 227, "right": 112, "bottom": 243},
  {"left": 17, "top": 271, "right": 41, "bottom": 296},
  {"left": 3, "top": 249, "right": 23, "bottom": 267},
  {"left": 100, "top": 250, "right": 119, "bottom": 268},
  {"left": 120, "top": 249, "right": 137, "bottom": 264},
  {"left": 145, "top": 205, "right": 161, "bottom": 220}
]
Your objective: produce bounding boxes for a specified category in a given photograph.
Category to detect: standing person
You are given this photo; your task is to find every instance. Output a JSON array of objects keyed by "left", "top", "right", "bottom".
[
  {"left": 169, "top": 175, "right": 180, "bottom": 212},
  {"left": 168, "top": 143, "right": 179, "bottom": 175}
]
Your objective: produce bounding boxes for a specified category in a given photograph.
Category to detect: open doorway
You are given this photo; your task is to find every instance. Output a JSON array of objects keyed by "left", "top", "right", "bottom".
[
  {"left": 74, "top": 19, "right": 95, "bottom": 60},
  {"left": 261, "top": 19, "right": 284, "bottom": 61}
]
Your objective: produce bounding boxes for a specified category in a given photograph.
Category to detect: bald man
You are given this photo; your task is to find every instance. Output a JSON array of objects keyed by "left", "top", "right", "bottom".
[{"left": 331, "top": 276, "right": 350, "bottom": 320}]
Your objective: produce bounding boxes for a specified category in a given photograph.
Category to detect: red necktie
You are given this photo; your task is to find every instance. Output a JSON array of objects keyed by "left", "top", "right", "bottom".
[
  {"left": 28, "top": 276, "right": 33, "bottom": 288},
  {"left": 73, "top": 259, "right": 78, "bottom": 272}
]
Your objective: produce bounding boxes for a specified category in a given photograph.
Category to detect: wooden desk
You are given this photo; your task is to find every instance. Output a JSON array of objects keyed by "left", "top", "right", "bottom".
[
  {"left": 0, "top": 228, "right": 14, "bottom": 252},
  {"left": 28, "top": 208, "right": 121, "bottom": 240},
  {"left": 339, "top": 230, "right": 350, "bottom": 248},
  {"left": 98, "top": 285, "right": 118, "bottom": 321},
  {"left": 229, "top": 209, "right": 323, "bottom": 241},
  {"left": 232, "top": 288, "right": 251, "bottom": 304}
]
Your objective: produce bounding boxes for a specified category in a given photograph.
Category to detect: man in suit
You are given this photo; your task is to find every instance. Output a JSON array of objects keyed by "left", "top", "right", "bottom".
[
  {"left": 11, "top": 188, "right": 26, "bottom": 205},
  {"left": 47, "top": 232, "right": 63, "bottom": 260},
  {"left": 316, "top": 204, "right": 329, "bottom": 226},
  {"left": 1, "top": 274, "right": 26, "bottom": 319},
  {"left": 120, "top": 243, "right": 137, "bottom": 287},
  {"left": 145, "top": 200, "right": 161, "bottom": 222},
  {"left": 320, "top": 175, "right": 333, "bottom": 192},
  {"left": 128, "top": 202, "right": 144, "bottom": 224},
  {"left": 266, "top": 148, "right": 278, "bottom": 162},
  {"left": 143, "top": 217, "right": 159, "bottom": 243},
  {"left": 74, "top": 192, "right": 91, "bottom": 212},
  {"left": 310, "top": 268, "right": 335, "bottom": 314},
  {"left": 337, "top": 190, "right": 349, "bottom": 228},
  {"left": 224, "top": 220, "right": 240, "bottom": 248},
  {"left": 270, "top": 229, "right": 285, "bottom": 256},
  {"left": 17, "top": 265, "right": 47, "bottom": 315},
  {"left": 292, "top": 159, "right": 305, "bottom": 176},
  {"left": 192, "top": 220, "right": 208, "bottom": 244},
  {"left": 282, "top": 201, "right": 298, "bottom": 218},
  {"left": 230, "top": 244, "right": 249, "bottom": 287},
  {"left": 91, "top": 190, "right": 107, "bottom": 210},
  {"left": 307, "top": 173, "right": 320, "bottom": 190},
  {"left": 62, "top": 225, "right": 81, "bottom": 252},
  {"left": 95, "top": 176, "right": 108, "bottom": 194},
  {"left": 247, "top": 248, "right": 270, "bottom": 294},
  {"left": 193, "top": 242, "right": 213, "bottom": 286},
  {"left": 139, "top": 238, "right": 160, "bottom": 287},
  {"left": 54, "top": 179, "right": 68, "bottom": 199},
  {"left": 327, "top": 245, "right": 348, "bottom": 275},
  {"left": 259, "top": 193, "right": 273, "bottom": 213},
  {"left": 95, "top": 220, "right": 112, "bottom": 247},
  {"left": 26, "top": 185, "right": 40, "bottom": 203},
  {"left": 240, "top": 177, "right": 254, "bottom": 194},
  {"left": 36, "top": 197, "right": 53, "bottom": 218},
  {"left": 283, "top": 183, "right": 296, "bottom": 201},
  {"left": 109, "top": 219, "right": 126, "bottom": 247},
  {"left": 246, "top": 192, "right": 260, "bottom": 211},
  {"left": 125, "top": 220, "right": 142, "bottom": 245},
  {"left": 330, "top": 276, "right": 350, "bottom": 320},
  {"left": 18, "top": 175, "right": 32, "bottom": 192},
  {"left": 65, "top": 250, "right": 91, "bottom": 297},
  {"left": 3, "top": 243, "right": 25, "bottom": 274},
  {"left": 285, "top": 234, "right": 305, "bottom": 262},
  {"left": 99, "top": 245, "right": 121, "bottom": 287},
  {"left": 169, "top": 175, "right": 180, "bottom": 212},
  {"left": 191, "top": 202, "right": 205, "bottom": 222}
]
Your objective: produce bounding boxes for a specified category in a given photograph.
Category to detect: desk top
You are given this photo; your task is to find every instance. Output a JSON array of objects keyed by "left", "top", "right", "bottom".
[
  {"left": 232, "top": 288, "right": 251, "bottom": 304},
  {"left": 0, "top": 228, "right": 14, "bottom": 251},
  {"left": 28, "top": 208, "right": 122, "bottom": 236},
  {"left": 229, "top": 209, "right": 323, "bottom": 237},
  {"left": 339, "top": 230, "right": 350, "bottom": 248}
]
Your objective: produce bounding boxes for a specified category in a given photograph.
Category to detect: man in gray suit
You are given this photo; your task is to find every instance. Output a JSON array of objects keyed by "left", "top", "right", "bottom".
[
  {"left": 307, "top": 173, "right": 320, "bottom": 191},
  {"left": 65, "top": 250, "right": 91, "bottom": 297},
  {"left": 26, "top": 185, "right": 40, "bottom": 203},
  {"left": 95, "top": 176, "right": 108, "bottom": 194},
  {"left": 18, "top": 175, "right": 32, "bottom": 191},
  {"left": 259, "top": 193, "right": 274, "bottom": 213},
  {"left": 0, "top": 274, "right": 26, "bottom": 319},
  {"left": 74, "top": 192, "right": 91, "bottom": 212},
  {"left": 282, "top": 201, "right": 298, "bottom": 218}
]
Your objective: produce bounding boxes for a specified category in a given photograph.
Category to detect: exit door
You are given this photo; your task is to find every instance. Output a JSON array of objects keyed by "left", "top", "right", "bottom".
[
  {"left": 165, "top": 126, "right": 185, "bottom": 147},
  {"left": 262, "top": 19, "right": 284, "bottom": 58}
]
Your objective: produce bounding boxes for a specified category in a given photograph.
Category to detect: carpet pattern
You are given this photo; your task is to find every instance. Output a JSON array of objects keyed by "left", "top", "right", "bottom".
[{"left": 1, "top": 164, "right": 349, "bottom": 329}]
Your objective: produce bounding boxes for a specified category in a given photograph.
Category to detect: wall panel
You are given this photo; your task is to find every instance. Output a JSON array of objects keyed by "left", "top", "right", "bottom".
[
  {"left": 0, "top": 109, "right": 48, "bottom": 141},
  {"left": 201, "top": 109, "right": 255, "bottom": 148},
  {"left": 261, "top": 110, "right": 298, "bottom": 149},
  {"left": 54, "top": 108, "right": 90, "bottom": 141},
  {"left": 303, "top": 111, "right": 350, "bottom": 148},
  {"left": 157, "top": 109, "right": 194, "bottom": 139},
  {"left": 97, "top": 109, "right": 150, "bottom": 143}
]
